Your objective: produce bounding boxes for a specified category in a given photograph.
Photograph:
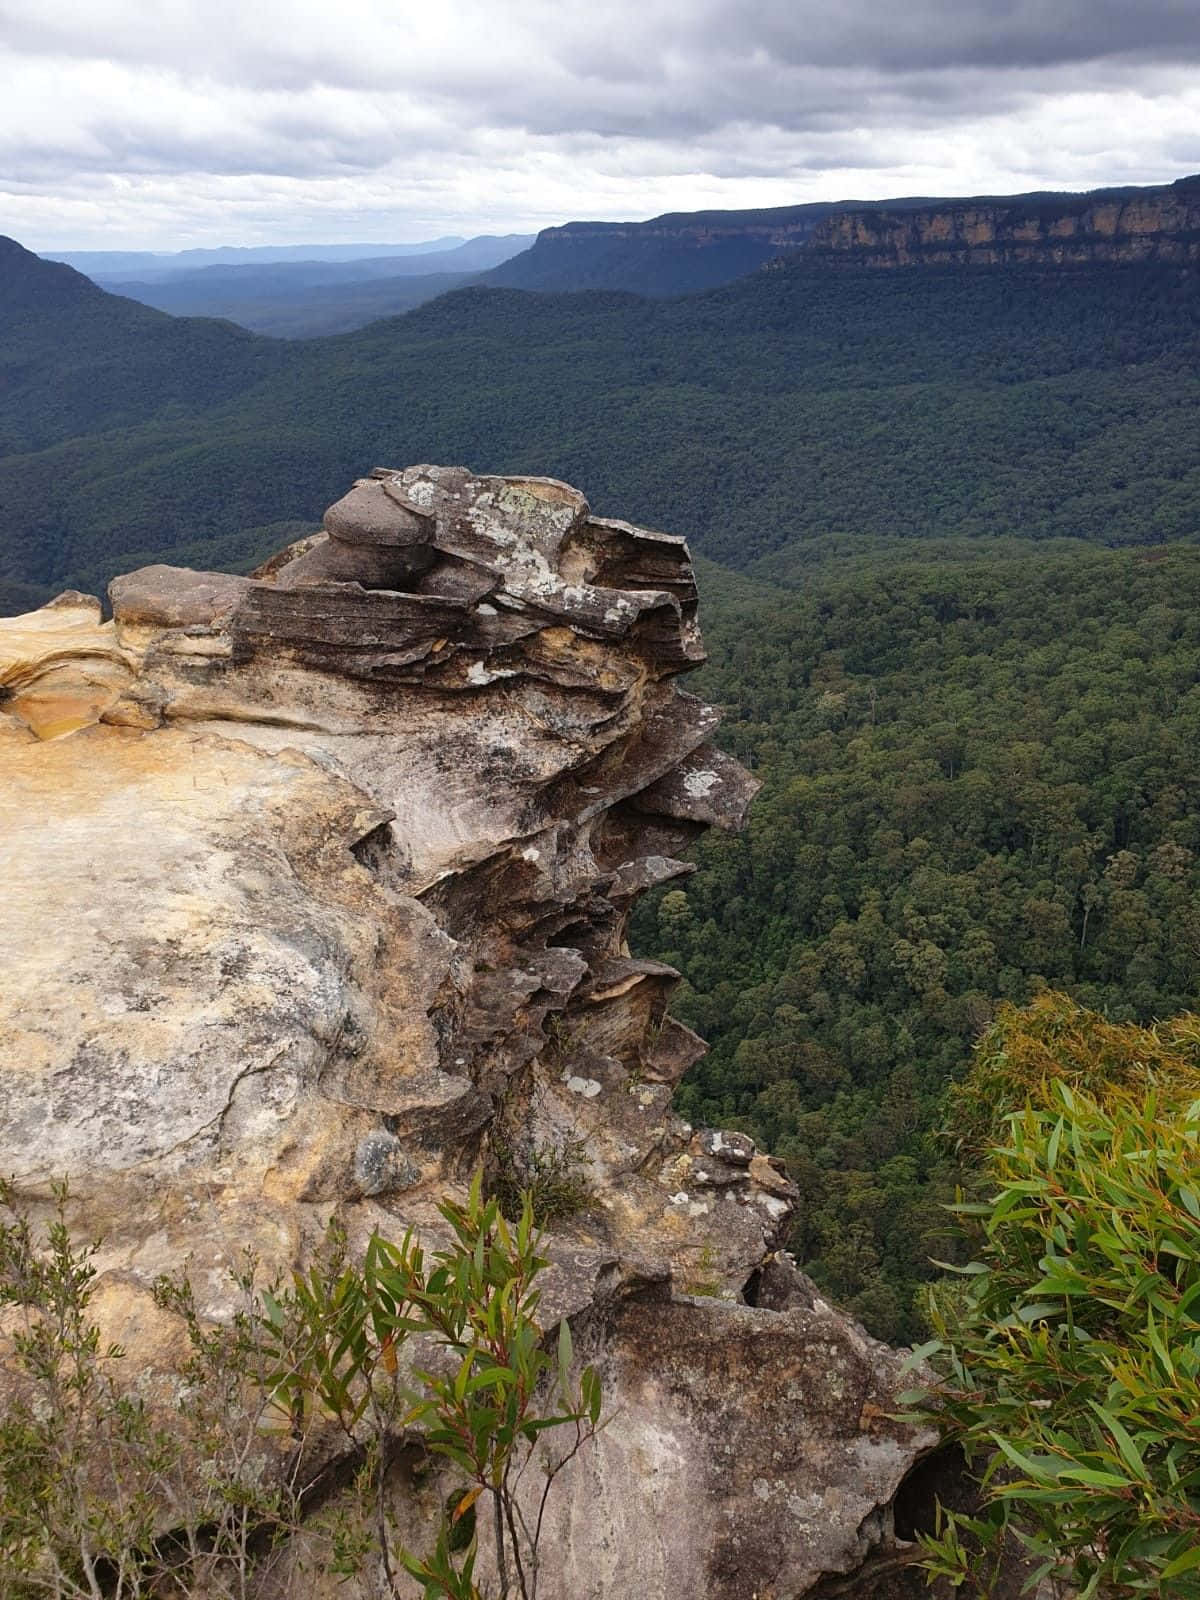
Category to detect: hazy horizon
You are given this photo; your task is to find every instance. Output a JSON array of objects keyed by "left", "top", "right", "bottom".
[{"left": 26, "top": 166, "right": 1200, "bottom": 259}]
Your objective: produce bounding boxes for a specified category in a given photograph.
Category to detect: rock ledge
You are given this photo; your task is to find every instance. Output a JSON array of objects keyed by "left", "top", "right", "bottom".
[{"left": 0, "top": 468, "right": 942, "bottom": 1598}]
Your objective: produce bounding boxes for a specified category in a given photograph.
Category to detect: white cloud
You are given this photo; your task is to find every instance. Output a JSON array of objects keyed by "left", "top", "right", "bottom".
[{"left": 0, "top": 0, "right": 1197, "bottom": 248}]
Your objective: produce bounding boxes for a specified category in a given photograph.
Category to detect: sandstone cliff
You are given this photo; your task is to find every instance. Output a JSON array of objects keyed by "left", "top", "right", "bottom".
[
  {"left": 486, "top": 175, "right": 1200, "bottom": 295},
  {"left": 803, "top": 177, "right": 1200, "bottom": 268},
  {"left": 1, "top": 469, "right": 960, "bottom": 1597}
]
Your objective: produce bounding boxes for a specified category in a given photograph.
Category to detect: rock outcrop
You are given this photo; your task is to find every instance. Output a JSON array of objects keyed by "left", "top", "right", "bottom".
[
  {"left": 0, "top": 468, "right": 946, "bottom": 1597},
  {"left": 803, "top": 176, "right": 1200, "bottom": 269}
]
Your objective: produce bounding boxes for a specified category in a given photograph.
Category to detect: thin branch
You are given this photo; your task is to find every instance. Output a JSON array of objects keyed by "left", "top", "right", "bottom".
[
  {"left": 492, "top": 1486, "right": 511, "bottom": 1597},
  {"left": 502, "top": 1469, "right": 530, "bottom": 1600}
]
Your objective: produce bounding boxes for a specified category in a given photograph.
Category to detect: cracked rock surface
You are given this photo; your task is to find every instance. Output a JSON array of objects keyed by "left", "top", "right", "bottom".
[{"left": 0, "top": 468, "right": 945, "bottom": 1597}]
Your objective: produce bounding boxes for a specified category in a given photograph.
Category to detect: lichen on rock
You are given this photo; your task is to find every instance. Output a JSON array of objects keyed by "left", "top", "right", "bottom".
[{"left": 0, "top": 467, "right": 947, "bottom": 1597}]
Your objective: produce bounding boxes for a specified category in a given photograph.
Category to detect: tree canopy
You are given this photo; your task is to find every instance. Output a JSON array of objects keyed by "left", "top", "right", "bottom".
[{"left": 635, "top": 540, "right": 1200, "bottom": 1340}]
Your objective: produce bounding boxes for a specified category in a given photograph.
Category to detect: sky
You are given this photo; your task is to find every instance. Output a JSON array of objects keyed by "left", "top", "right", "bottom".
[{"left": 3, "top": 0, "right": 1199, "bottom": 251}]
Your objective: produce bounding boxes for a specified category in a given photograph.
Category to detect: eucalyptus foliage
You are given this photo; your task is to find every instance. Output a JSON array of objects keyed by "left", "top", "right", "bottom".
[
  {"left": 916, "top": 1075, "right": 1200, "bottom": 1597},
  {"left": 261, "top": 1172, "right": 602, "bottom": 1600},
  {"left": 0, "top": 1174, "right": 600, "bottom": 1600}
]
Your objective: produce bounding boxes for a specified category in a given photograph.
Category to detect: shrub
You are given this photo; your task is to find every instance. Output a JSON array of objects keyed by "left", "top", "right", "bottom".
[
  {"left": 950, "top": 991, "right": 1200, "bottom": 1152},
  {"left": 0, "top": 1179, "right": 310, "bottom": 1599},
  {"left": 0, "top": 1175, "right": 602, "bottom": 1600},
  {"left": 916, "top": 1070, "right": 1200, "bottom": 1597}
]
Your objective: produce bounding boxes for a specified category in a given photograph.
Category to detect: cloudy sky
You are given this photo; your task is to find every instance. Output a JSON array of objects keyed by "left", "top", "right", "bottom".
[{"left": 3, "top": 0, "right": 1199, "bottom": 251}]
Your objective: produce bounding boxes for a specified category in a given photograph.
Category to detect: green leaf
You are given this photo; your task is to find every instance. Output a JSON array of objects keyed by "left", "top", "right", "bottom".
[
  {"left": 1145, "top": 1309, "right": 1177, "bottom": 1382},
  {"left": 558, "top": 1316, "right": 574, "bottom": 1396},
  {"left": 582, "top": 1365, "right": 602, "bottom": 1426},
  {"left": 899, "top": 1338, "right": 942, "bottom": 1373},
  {"left": 1087, "top": 1401, "right": 1147, "bottom": 1482},
  {"left": 1011, "top": 1301, "right": 1064, "bottom": 1325},
  {"left": 464, "top": 1364, "right": 513, "bottom": 1395},
  {"left": 1055, "top": 1466, "right": 1131, "bottom": 1489},
  {"left": 991, "top": 1436, "right": 1056, "bottom": 1481},
  {"left": 1161, "top": 1546, "right": 1200, "bottom": 1581},
  {"left": 1046, "top": 1116, "right": 1063, "bottom": 1170}
]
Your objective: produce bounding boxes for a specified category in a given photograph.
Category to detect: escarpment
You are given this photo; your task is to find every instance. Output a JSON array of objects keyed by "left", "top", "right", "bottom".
[
  {"left": 488, "top": 175, "right": 1200, "bottom": 297},
  {"left": 2, "top": 468, "right": 959, "bottom": 1597},
  {"left": 803, "top": 176, "right": 1200, "bottom": 268}
]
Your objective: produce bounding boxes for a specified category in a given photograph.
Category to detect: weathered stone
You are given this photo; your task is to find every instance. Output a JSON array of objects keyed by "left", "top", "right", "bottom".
[
  {"left": 603, "top": 852, "right": 696, "bottom": 902},
  {"left": 353, "top": 1130, "right": 420, "bottom": 1197},
  {"left": 323, "top": 478, "right": 435, "bottom": 548},
  {"left": 109, "top": 565, "right": 253, "bottom": 629},
  {"left": 698, "top": 1128, "right": 756, "bottom": 1167},
  {"left": 633, "top": 741, "right": 760, "bottom": 829},
  {"left": 0, "top": 592, "right": 132, "bottom": 738},
  {"left": 528, "top": 1280, "right": 941, "bottom": 1600},
  {"left": 270, "top": 529, "right": 437, "bottom": 590},
  {"left": 0, "top": 467, "right": 956, "bottom": 1597}
]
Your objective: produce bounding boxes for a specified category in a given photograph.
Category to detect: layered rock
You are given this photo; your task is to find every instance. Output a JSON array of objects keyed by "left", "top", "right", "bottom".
[
  {"left": 0, "top": 468, "right": 944, "bottom": 1597},
  {"left": 803, "top": 177, "right": 1200, "bottom": 268},
  {"left": 495, "top": 175, "right": 1200, "bottom": 296}
]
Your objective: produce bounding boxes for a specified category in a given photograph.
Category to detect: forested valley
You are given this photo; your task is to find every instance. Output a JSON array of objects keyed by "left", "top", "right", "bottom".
[
  {"left": 3, "top": 245, "right": 1199, "bottom": 609},
  {"left": 634, "top": 540, "right": 1200, "bottom": 1341},
  {"left": 4, "top": 230, "right": 1200, "bottom": 1347}
]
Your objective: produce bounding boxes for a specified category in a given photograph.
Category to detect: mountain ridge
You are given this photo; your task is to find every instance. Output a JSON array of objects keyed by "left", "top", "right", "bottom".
[
  {"left": 67, "top": 233, "right": 535, "bottom": 338},
  {"left": 485, "top": 173, "right": 1200, "bottom": 295},
  {"left": 45, "top": 235, "right": 471, "bottom": 275},
  {"left": 0, "top": 236, "right": 284, "bottom": 458},
  {"left": 2, "top": 232, "right": 1198, "bottom": 609}
]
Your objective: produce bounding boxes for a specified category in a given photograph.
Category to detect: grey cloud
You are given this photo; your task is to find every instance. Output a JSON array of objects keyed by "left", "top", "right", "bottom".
[
  {"left": 128, "top": 0, "right": 1200, "bottom": 78},
  {"left": 0, "top": 0, "right": 1195, "bottom": 249},
  {"left": 725, "top": 0, "right": 1200, "bottom": 73},
  {"left": 7, "top": 1, "right": 1200, "bottom": 102}
]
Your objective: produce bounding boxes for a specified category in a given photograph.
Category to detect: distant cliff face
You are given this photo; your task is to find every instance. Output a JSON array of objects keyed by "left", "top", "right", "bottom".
[
  {"left": 484, "top": 203, "right": 836, "bottom": 293},
  {"left": 486, "top": 177, "right": 1200, "bottom": 293},
  {"left": 805, "top": 180, "right": 1200, "bottom": 268},
  {"left": 536, "top": 211, "right": 826, "bottom": 251},
  {"left": 0, "top": 469, "right": 965, "bottom": 1598}
]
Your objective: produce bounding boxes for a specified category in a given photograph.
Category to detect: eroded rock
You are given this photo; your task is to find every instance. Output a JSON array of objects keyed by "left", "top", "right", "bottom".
[
  {"left": 0, "top": 468, "right": 946, "bottom": 1597},
  {"left": 534, "top": 1266, "right": 939, "bottom": 1600}
]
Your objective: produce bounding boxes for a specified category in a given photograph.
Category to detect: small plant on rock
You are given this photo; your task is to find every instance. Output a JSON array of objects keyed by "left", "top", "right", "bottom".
[
  {"left": 385, "top": 1176, "right": 603, "bottom": 1599},
  {"left": 488, "top": 1133, "right": 593, "bottom": 1227}
]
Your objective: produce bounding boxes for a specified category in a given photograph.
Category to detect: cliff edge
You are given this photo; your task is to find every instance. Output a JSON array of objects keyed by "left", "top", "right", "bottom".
[
  {"left": 803, "top": 175, "right": 1200, "bottom": 268},
  {"left": 1, "top": 468, "right": 954, "bottom": 1597}
]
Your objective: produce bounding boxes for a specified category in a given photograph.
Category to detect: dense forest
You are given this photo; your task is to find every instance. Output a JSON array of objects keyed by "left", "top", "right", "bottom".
[
  {"left": 633, "top": 540, "right": 1200, "bottom": 1341},
  {"left": 4, "top": 230, "right": 1200, "bottom": 1350},
  {"left": 2, "top": 245, "right": 1198, "bottom": 609}
]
